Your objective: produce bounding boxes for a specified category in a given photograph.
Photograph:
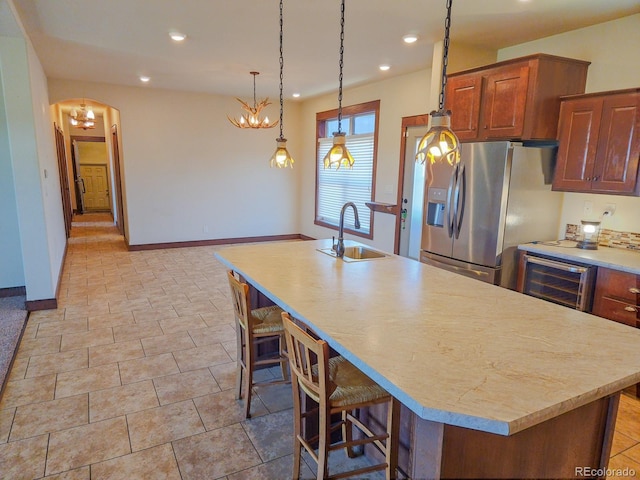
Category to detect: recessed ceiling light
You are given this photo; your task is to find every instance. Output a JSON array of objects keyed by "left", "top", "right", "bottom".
[
  {"left": 403, "top": 34, "right": 418, "bottom": 44},
  {"left": 292, "top": 93, "right": 300, "bottom": 98},
  {"left": 139, "top": 76, "right": 150, "bottom": 83},
  {"left": 379, "top": 64, "right": 390, "bottom": 71},
  {"left": 169, "top": 32, "right": 187, "bottom": 42}
]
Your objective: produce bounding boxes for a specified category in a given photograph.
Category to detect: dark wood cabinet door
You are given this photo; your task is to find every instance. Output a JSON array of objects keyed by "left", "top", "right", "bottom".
[
  {"left": 445, "top": 73, "right": 482, "bottom": 141},
  {"left": 592, "top": 267, "right": 640, "bottom": 327},
  {"left": 592, "top": 93, "right": 640, "bottom": 194},
  {"left": 552, "top": 97, "right": 603, "bottom": 192},
  {"left": 480, "top": 64, "right": 530, "bottom": 139}
]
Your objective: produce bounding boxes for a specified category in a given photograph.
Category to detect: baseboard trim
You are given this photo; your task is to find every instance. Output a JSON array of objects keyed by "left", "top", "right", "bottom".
[
  {"left": 127, "top": 233, "right": 312, "bottom": 251},
  {"left": 25, "top": 298, "right": 57, "bottom": 311},
  {"left": 0, "top": 286, "right": 26, "bottom": 298}
]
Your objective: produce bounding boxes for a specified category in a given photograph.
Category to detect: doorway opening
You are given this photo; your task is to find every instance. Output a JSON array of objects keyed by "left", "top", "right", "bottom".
[{"left": 52, "top": 98, "right": 127, "bottom": 239}]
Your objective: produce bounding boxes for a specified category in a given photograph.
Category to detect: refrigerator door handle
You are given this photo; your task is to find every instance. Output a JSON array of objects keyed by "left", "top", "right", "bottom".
[
  {"left": 454, "top": 164, "right": 466, "bottom": 239},
  {"left": 446, "top": 168, "right": 456, "bottom": 238}
]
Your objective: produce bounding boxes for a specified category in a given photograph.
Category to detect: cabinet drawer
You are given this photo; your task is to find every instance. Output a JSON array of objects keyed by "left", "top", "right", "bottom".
[
  {"left": 594, "top": 296, "right": 639, "bottom": 327},
  {"left": 595, "top": 268, "right": 640, "bottom": 303}
]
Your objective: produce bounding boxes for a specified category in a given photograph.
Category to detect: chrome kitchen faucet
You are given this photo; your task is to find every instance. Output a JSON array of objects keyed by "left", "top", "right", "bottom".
[{"left": 332, "top": 202, "right": 360, "bottom": 258}]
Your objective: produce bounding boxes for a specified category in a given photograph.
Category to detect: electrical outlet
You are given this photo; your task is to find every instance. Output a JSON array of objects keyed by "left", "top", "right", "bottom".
[
  {"left": 583, "top": 201, "right": 593, "bottom": 217},
  {"left": 604, "top": 203, "right": 616, "bottom": 217}
]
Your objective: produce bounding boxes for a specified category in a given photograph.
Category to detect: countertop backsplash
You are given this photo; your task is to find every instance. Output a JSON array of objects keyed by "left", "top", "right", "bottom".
[{"left": 565, "top": 224, "right": 640, "bottom": 251}]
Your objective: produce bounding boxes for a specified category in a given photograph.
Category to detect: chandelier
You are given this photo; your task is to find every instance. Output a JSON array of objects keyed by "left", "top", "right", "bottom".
[
  {"left": 415, "top": 0, "right": 460, "bottom": 166},
  {"left": 228, "top": 72, "right": 278, "bottom": 129},
  {"left": 69, "top": 101, "right": 96, "bottom": 130},
  {"left": 269, "top": 0, "right": 295, "bottom": 168},
  {"left": 322, "top": 0, "right": 354, "bottom": 170}
]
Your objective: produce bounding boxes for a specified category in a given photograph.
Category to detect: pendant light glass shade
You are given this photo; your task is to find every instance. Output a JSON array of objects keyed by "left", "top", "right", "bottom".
[
  {"left": 416, "top": 0, "right": 460, "bottom": 166},
  {"left": 69, "top": 101, "right": 96, "bottom": 130},
  {"left": 269, "top": 0, "right": 294, "bottom": 168},
  {"left": 270, "top": 138, "right": 295, "bottom": 168},
  {"left": 323, "top": 0, "right": 354, "bottom": 170},
  {"left": 323, "top": 132, "right": 354, "bottom": 169},
  {"left": 415, "top": 111, "right": 460, "bottom": 165}
]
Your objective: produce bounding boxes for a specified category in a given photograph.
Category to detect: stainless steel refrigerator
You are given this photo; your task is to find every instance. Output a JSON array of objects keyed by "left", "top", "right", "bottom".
[{"left": 420, "top": 141, "right": 563, "bottom": 290}]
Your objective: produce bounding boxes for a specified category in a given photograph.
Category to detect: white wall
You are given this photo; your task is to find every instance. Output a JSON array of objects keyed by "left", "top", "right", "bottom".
[
  {"left": 0, "top": 31, "right": 66, "bottom": 300},
  {"left": 498, "top": 14, "right": 640, "bottom": 236},
  {"left": 298, "top": 69, "right": 432, "bottom": 252},
  {"left": 49, "top": 79, "right": 302, "bottom": 246}
]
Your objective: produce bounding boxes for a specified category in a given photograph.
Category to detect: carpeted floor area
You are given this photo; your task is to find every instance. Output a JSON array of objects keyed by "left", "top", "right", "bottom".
[{"left": 0, "top": 295, "right": 28, "bottom": 397}]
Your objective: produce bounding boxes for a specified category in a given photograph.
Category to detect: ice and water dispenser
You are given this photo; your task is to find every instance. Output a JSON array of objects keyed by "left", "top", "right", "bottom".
[{"left": 425, "top": 188, "right": 447, "bottom": 228}]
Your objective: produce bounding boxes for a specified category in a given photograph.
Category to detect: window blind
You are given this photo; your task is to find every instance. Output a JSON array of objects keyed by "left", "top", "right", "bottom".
[{"left": 316, "top": 133, "right": 374, "bottom": 234}]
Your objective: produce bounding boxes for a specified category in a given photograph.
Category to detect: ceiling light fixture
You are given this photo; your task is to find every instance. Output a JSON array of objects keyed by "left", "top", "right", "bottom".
[
  {"left": 403, "top": 34, "right": 418, "bottom": 44},
  {"left": 269, "top": 0, "right": 294, "bottom": 168},
  {"left": 139, "top": 76, "right": 150, "bottom": 83},
  {"left": 379, "top": 64, "right": 390, "bottom": 71},
  {"left": 292, "top": 93, "right": 300, "bottom": 98},
  {"left": 69, "top": 101, "right": 96, "bottom": 130},
  {"left": 415, "top": 0, "right": 460, "bottom": 166},
  {"left": 322, "top": 0, "right": 354, "bottom": 170},
  {"left": 169, "top": 32, "right": 187, "bottom": 42},
  {"left": 228, "top": 71, "right": 278, "bottom": 129}
]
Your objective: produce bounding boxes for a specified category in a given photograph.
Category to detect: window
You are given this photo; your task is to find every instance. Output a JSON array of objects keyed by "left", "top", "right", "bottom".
[{"left": 315, "top": 100, "right": 379, "bottom": 238}]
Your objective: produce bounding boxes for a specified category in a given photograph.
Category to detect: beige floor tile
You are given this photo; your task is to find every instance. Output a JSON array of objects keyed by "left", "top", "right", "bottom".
[
  {"left": 194, "top": 388, "right": 268, "bottom": 430},
  {"left": 153, "top": 368, "right": 221, "bottom": 405},
  {"left": 173, "top": 345, "right": 233, "bottom": 372},
  {"left": 119, "top": 352, "right": 180, "bottom": 384},
  {"left": 201, "top": 310, "right": 235, "bottom": 329},
  {"left": 608, "top": 453, "right": 640, "bottom": 479},
  {"left": 172, "top": 423, "right": 262, "bottom": 480},
  {"left": 91, "top": 443, "right": 181, "bottom": 480},
  {"left": 0, "top": 433, "right": 48, "bottom": 479},
  {"left": 0, "top": 408, "right": 15, "bottom": 444},
  {"left": 222, "top": 339, "right": 238, "bottom": 361},
  {"left": 227, "top": 453, "right": 315, "bottom": 480},
  {"left": 209, "top": 361, "right": 237, "bottom": 391},
  {"left": 132, "top": 307, "right": 178, "bottom": 324},
  {"left": 174, "top": 301, "right": 218, "bottom": 317},
  {"left": 15, "top": 334, "right": 61, "bottom": 359},
  {"left": 616, "top": 396, "right": 640, "bottom": 442},
  {"left": 141, "top": 331, "right": 196, "bottom": 356},
  {"left": 89, "top": 339, "right": 145, "bottom": 367},
  {"left": 127, "top": 400, "right": 205, "bottom": 451},
  {"left": 148, "top": 293, "right": 191, "bottom": 309},
  {"left": 158, "top": 315, "right": 208, "bottom": 335},
  {"left": 612, "top": 430, "right": 640, "bottom": 456},
  {"left": 6, "top": 355, "right": 29, "bottom": 382},
  {"left": 25, "top": 348, "right": 88, "bottom": 378},
  {"left": 189, "top": 324, "right": 237, "bottom": 346},
  {"left": 65, "top": 303, "right": 110, "bottom": 319},
  {"left": 55, "top": 363, "right": 121, "bottom": 399},
  {"left": 29, "top": 310, "right": 65, "bottom": 323},
  {"left": 35, "top": 317, "right": 88, "bottom": 338},
  {"left": 61, "top": 327, "right": 114, "bottom": 351},
  {"left": 46, "top": 416, "right": 130, "bottom": 476},
  {"left": 109, "top": 298, "right": 152, "bottom": 313},
  {"left": 89, "top": 379, "right": 159, "bottom": 422},
  {"left": 10, "top": 394, "right": 88, "bottom": 441},
  {"left": 42, "top": 466, "right": 90, "bottom": 480},
  {"left": 626, "top": 444, "right": 640, "bottom": 463},
  {"left": 0, "top": 374, "right": 56, "bottom": 410},
  {"left": 113, "top": 321, "right": 163, "bottom": 343},
  {"left": 88, "top": 310, "right": 135, "bottom": 330}
]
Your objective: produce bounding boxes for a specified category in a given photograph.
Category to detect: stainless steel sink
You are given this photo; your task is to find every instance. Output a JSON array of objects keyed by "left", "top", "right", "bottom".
[{"left": 317, "top": 246, "right": 387, "bottom": 262}]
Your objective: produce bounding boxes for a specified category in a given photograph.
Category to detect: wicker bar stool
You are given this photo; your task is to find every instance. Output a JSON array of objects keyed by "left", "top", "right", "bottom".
[
  {"left": 226, "top": 270, "right": 289, "bottom": 418},
  {"left": 282, "top": 312, "right": 399, "bottom": 480}
]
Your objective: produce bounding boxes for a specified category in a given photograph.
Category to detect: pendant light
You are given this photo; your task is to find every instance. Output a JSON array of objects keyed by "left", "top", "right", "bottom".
[
  {"left": 269, "top": 0, "right": 295, "bottom": 168},
  {"left": 228, "top": 72, "right": 278, "bottom": 129},
  {"left": 322, "top": 0, "right": 354, "bottom": 170},
  {"left": 69, "top": 100, "right": 96, "bottom": 130},
  {"left": 415, "top": 0, "right": 460, "bottom": 166}
]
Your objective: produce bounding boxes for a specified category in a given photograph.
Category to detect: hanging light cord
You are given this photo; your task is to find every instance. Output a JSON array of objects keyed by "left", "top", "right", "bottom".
[
  {"left": 439, "top": 0, "right": 453, "bottom": 111},
  {"left": 337, "top": 0, "right": 345, "bottom": 134},
  {"left": 252, "top": 72, "right": 258, "bottom": 109},
  {"left": 278, "top": 0, "right": 284, "bottom": 140}
]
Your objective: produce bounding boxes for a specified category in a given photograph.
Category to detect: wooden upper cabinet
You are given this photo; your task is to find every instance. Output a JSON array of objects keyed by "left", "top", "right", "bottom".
[
  {"left": 553, "top": 89, "right": 640, "bottom": 195},
  {"left": 445, "top": 54, "right": 590, "bottom": 142}
]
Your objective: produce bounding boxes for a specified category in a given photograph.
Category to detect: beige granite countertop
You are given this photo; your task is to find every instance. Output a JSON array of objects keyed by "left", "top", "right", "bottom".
[
  {"left": 518, "top": 240, "right": 640, "bottom": 274},
  {"left": 215, "top": 239, "right": 640, "bottom": 436}
]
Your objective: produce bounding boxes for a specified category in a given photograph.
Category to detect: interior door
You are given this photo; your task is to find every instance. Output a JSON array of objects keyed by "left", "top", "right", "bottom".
[
  {"left": 398, "top": 126, "right": 428, "bottom": 259},
  {"left": 79, "top": 164, "right": 110, "bottom": 211}
]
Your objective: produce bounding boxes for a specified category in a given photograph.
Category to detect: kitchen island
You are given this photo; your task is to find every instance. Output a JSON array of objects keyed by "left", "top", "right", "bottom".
[{"left": 215, "top": 239, "right": 640, "bottom": 479}]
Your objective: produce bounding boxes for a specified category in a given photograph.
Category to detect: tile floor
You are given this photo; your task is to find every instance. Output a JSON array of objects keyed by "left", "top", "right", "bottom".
[{"left": 0, "top": 213, "right": 639, "bottom": 479}]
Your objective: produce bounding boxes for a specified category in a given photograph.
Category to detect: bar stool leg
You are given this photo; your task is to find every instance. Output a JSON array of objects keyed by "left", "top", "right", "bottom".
[
  {"left": 291, "top": 381, "right": 303, "bottom": 479},
  {"left": 386, "top": 398, "right": 400, "bottom": 480},
  {"left": 279, "top": 332, "right": 290, "bottom": 382},
  {"left": 235, "top": 322, "right": 244, "bottom": 401},
  {"left": 343, "top": 410, "right": 357, "bottom": 458},
  {"left": 317, "top": 402, "right": 330, "bottom": 480}
]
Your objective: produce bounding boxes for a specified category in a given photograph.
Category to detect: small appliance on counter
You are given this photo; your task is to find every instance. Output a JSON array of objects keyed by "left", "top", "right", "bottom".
[{"left": 576, "top": 220, "right": 601, "bottom": 250}]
